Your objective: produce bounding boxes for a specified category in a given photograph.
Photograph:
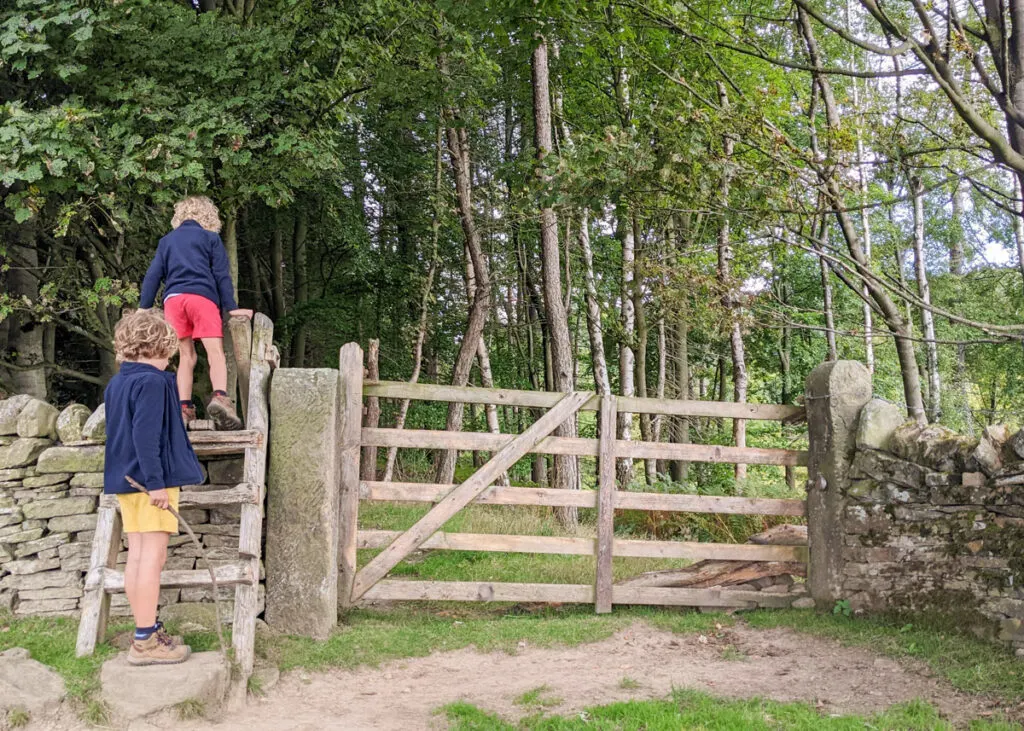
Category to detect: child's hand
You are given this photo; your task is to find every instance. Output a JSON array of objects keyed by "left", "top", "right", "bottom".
[
  {"left": 229, "top": 309, "right": 254, "bottom": 320},
  {"left": 149, "top": 489, "right": 170, "bottom": 510}
]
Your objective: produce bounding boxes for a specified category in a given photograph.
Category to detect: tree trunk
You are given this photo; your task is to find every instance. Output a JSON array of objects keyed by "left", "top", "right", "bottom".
[
  {"left": 361, "top": 339, "right": 380, "bottom": 481},
  {"left": 910, "top": 174, "right": 941, "bottom": 422},
  {"left": 434, "top": 114, "right": 491, "bottom": 484},
  {"left": 579, "top": 211, "right": 611, "bottom": 396},
  {"left": 716, "top": 82, "right": 747, "bottom": 484},
  {"left": 949, "top": 183, "right": 974, "bottom": 434},
  {"left": 616, "top": 203, "right": 636, "bottom": 489},
  {"left": 533, "top": 38, "right": 579, "bottom": 522},
  {"left": 384, "top": 124, "right": 443, "bottom": 482},
  {"left": 798, "top": 7, "right": 926, "bottom": 422},
  {"left": 669, "top": 214, "right": 691, "bottom": 483},
  {"left": 633, "top": 221, "right": 655, "bottom": 484},
  {"left": 5, "top": 225, "right": 46, "bottom": 398},
  {"left": 290, "top": 208, "right": 309, "bottom": 367},
  {"left": 820, "top": 252, "right": 838, "bottom": 360}
]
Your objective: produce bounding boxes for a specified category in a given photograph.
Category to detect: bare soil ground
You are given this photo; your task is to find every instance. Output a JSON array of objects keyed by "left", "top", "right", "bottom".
[{"left": 120, "top": 622, "right": 1000, "bottom": 731}]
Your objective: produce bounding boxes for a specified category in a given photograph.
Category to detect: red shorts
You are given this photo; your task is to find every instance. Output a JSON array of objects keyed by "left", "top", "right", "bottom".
[{"left": 163, "top": 294, "right": 223, "bottom": 340}]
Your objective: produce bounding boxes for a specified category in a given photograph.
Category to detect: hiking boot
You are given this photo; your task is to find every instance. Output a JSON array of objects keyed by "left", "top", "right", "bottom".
[
  {"left": 127, "top": 632, "right": 191, "bottom": 666},
  {"left": 207, "top": 394, "right": 242, "bottom": 431},
  {"left": 181, "top": 402, "right": 197, "bottom": 428}
]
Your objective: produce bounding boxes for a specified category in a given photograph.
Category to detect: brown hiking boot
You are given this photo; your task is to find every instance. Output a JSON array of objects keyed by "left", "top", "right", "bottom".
[
  {"left": 181, "top": 402, "right": 197, "bottom": 428},
  {"left": 207, "top": 394, "right": 242, "bottom": 431},
  {"left": 127, "top": 633, "right": 191, "bottom": 666}
]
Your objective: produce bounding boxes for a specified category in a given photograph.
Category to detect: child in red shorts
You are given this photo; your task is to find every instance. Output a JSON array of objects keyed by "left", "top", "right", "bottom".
[{"left": 139, "top": 196, "right": 252, "bottom": 430}]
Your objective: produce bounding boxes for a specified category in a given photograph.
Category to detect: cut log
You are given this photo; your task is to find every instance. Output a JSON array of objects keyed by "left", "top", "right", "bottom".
[{"left": 615, "top": 523, "right": 807, "bottom": 589}]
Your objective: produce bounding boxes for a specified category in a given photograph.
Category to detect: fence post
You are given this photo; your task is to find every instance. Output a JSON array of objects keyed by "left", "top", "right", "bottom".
[
  {"left": 338, "top": 342, "right": 364, "bottom": 608},
  {"left": 804, "top": 361, "right": 872, "bottom": 607},
  {"left": 594, "top": 394, "right": 617, "bottom": 614}
]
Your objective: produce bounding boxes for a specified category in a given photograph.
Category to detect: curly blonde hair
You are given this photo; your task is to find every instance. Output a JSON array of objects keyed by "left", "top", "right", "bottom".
[
  {"left": 171, "top": 195, "right": 222, "bottom": 233},
  {"left": 114, "top": 310, "right": 179, "bottom": 363}
]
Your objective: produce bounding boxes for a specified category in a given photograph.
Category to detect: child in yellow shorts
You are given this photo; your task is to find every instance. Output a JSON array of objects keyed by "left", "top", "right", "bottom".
[{"left": 103, "top": 310, "right": 205, "bottom": 665}]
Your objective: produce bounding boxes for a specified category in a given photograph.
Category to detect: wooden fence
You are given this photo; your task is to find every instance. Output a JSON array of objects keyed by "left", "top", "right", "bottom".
[{"left": 336, "top": 343, "right": 809, "bottom": 613}]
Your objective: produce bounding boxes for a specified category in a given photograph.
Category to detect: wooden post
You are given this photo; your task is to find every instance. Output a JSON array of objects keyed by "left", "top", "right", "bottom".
[
  {"left": 338, "top": 343, "right": 364, "bottom": 608},
  {"left": 350, "top": 391, "right": 590, "bottom": 602},
  {"left": 75, "top": 505, "right": 122, "bottom": 657},
  {"left": 229, "top": 316, "right": 253, "bottom": 422},
  {"left": 595, "top": 394, "right": 617, "bottom": 613},
  {"left": 231, "top": 315, "right": 272, "bottom": 676},
  {"left": 361, "top": 339, "right": 380, "bottom": 481}
]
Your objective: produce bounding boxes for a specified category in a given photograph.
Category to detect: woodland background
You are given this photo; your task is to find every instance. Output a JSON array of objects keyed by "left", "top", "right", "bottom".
[{"left": 3, "top": 0, "right": 1024, "bottom": 494}]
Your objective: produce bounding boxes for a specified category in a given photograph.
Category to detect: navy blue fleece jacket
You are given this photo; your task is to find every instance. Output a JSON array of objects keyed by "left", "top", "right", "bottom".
[
  {"left": 102, "top": 362, "right": 204, "bottom": 495},
  {"left": 139, "top": 220, "right": 238, "bottom": 311}
]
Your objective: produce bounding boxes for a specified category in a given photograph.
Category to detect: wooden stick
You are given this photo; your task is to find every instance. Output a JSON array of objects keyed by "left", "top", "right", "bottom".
[
  {"left": 350, "top": 391, "right": 590, "bottom": 601},
  {"left": 338, "top": 343, "right": 365, "bottom": 608}
]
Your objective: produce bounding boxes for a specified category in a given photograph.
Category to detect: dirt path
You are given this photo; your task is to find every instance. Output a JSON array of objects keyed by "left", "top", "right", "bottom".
[{"left": 134, "top": 622, "right": 996, "bottom": 730}]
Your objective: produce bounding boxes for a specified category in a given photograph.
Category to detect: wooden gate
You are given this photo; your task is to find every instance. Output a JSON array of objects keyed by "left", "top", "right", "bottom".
[{"left": 335, "top": 343, "right": 809, "bottom": 612}]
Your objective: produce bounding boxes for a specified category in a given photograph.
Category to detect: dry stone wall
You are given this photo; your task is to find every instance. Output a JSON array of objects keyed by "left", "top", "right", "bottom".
[
  {"left": 0, "top": 396, "right": 264, "bottom": 623},
  {"left": 841, "top": 398, "right": 1024, "bottom": 654}
]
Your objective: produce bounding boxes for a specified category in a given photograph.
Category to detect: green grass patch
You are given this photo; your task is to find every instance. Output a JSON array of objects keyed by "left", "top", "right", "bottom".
[
  {"left": 618, "top": 676, "right": 640, "bottom": 690},
  {"left": 442, "top": 690, "right": 1019, "bottom": 730},
  {"left": 0, "top": 613, "right": 121, "bottom": 704},
  {"left": 174, "top": 698, "right": 206, "bottom": 720},
  {"left": 747, "top": 610, "right": 1024, "bottom": 703},
  {"left": 262, "top": 606, "right": 727, "bottom": 673},
  {"left": 514, "top": 685, "right": 562, "bottom": 709},
  {"left": 6, "top": 708, "right": 31, "bottom": 729}
]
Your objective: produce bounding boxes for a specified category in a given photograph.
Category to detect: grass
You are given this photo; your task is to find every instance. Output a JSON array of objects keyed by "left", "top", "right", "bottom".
[
  {"left": 515, "top": 685, "right": 563, "bottom": 709},
  {"left": 6, "top": 708, "right": 30, "bottom": 729},
  {"left": 174, "top": 698, "right": 206, "bottom": 720},
  {"left": 261, "top": 605, "right": 726, "bottom": 672},
  {"left": 719, "top": 644, "right": 746, "bottom": 661},
  {"left": 0, "top": 613, "right": 123, "bottom": 706},
  {"left": 618, "top": 677, "right": 640, "bottom": 690},
  {"left": 442, "top": 690, "right": 1020, "bottom": 730}
]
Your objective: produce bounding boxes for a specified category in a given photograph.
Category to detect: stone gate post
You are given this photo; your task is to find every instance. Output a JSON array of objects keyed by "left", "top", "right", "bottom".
[{"left": 804, "top": 361, "right": 872, "bottom": 606}]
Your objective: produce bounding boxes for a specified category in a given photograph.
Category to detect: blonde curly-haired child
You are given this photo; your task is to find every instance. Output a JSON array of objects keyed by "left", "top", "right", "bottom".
[{"left": 139, "top": 196, "right": 252, "bottom": 429}]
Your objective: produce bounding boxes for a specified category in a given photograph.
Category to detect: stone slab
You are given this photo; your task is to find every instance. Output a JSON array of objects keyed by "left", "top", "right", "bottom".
[
  {"left": 17, "top": 399, "right": 58, "bottom": 439},
  {"left": 0, "top": 647, "right": 66, "bottom": 714},
  {"left": 22, "top": 496, "right": 95, "bottom": 520},
  {"left": 35, "top": 446, "right": 105, "bottom": 474},
  {"left": 56, "top": 404, "right": 92, "bottom": 444},
  {"left": 100, "top": 652, "right": 229, "bottom": 720},
  {"left": 22, "top": 473, "right": 72, "bottom": 489},
  {"left": 0, "top": 395, "right": 33, "bottom": 436},
  {"left": 856, "top": 398, "right": 907, "bottom": 452},
  {"left": 81, "top": 404, "right": 106, "bottom": 442},
  {"left": 265, "top": 368, "right": 341, "bottom": 639},
  {"left": 47, "top": 513, "right": 98, "bottom": 533},
  {"left": 0, "top": 438, "right": 53, "bottom": 469},
  {"left": 70, "top": 472, "right": 104, "bottom": 489}
]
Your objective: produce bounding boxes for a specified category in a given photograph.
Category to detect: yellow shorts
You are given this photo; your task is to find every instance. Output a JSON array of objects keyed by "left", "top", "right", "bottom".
[{"left": 116, "top": 488, "right": 180, "bottom": 534}]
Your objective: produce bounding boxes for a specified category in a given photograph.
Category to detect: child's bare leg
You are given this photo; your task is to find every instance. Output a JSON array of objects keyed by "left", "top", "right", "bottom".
[
  {"left": 201, "top": 337, "right": 228, "bottom": 393},
  {"left": 124, "top": 533, "right": 141, "bottom": 618},
  {"left": 177, "top": 338, "right": 198, "bottom": 402},
  {"left": 132, "top": 532, "right": 169, "bottom": 630}
]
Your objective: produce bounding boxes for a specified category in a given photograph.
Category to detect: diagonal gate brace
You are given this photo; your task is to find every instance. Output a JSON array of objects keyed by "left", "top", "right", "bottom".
[{"left": 349, "top": 391, "right": 590, "bottom": 601}]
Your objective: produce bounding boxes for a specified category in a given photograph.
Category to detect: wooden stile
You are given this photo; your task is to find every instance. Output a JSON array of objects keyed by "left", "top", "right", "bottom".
[
  {"left": 594, "top": 395, "right": 617, "bottom": 614},
  {"left": 76, "top": 313, "right": 274, "bottom": 690},
  {"left": 349, "top": 392, "right": 590, "bottom": 601},
  {"left": 337, "top": 343, "right": 365, "bottom": 608}
]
